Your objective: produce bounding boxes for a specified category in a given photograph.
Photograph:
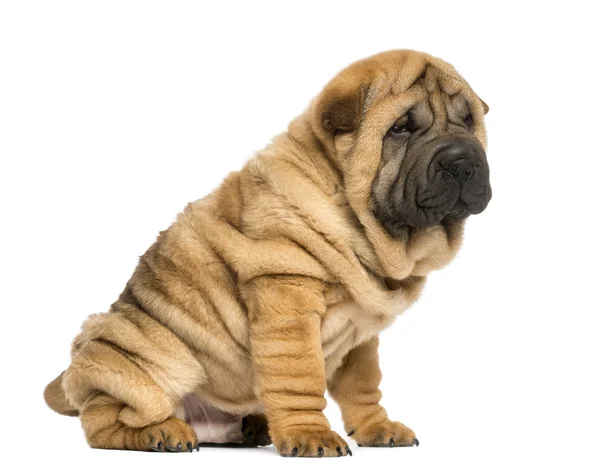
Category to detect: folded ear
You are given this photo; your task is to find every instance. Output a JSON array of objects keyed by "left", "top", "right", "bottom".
[
  {"left": 314, "top": 82, "right": 367, "bottom": 134},
  {"left": 478, "top": 96, "right": 489, "bottom": 115}
]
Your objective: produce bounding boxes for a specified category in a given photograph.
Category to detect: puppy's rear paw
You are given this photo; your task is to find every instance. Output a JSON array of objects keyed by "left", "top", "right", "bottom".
[
  {"left": 242, "top": 414, "right": 272, "bottom": 446},
  {"left": 275, "top": 427, "right": 351, "bottom": 457},
  {"left": 141, "top": 417, "right": 199, "bottom": 452}
]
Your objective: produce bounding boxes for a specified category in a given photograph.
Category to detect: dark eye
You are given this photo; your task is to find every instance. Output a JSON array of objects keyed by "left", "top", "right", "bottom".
[
  {"left": 464, "top": 113, "right": 474, "bottom": 127},
  {"left": 390, "top": 123, "right": 409, "bottom": 135}
]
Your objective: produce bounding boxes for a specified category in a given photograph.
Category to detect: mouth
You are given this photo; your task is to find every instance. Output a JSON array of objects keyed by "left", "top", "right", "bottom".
[
  {"left": 415, "top": 180, "right": 491, "bottom": 225},
  {"left": 376, "top": 179, "right": 491, "bottom": 235},
  {"left": 446, "top": 198, "right": 470, "bottom": 219}
]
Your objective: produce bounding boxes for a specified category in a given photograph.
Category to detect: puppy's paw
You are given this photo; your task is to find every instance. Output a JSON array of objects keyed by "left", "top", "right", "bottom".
[
  {"left": 350, "top": 420, "right": 418, "bottom": 448},
  {"left": 242, "top": 414, "right": 272, "bottom": 446},
  {"left": 141, "top": 417, "right": 199, "bottom": 452},
  {"left": 275, "top": 427, "right": 352, "bottom": 457}
]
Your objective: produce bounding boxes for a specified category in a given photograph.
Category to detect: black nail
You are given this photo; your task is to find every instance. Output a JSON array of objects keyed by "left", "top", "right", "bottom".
[
  {"left": 157, "top": 441, "right": 163, "bottom": 451},
  {"left": 337, "top": 446, "right": 343, "bottom": 456},
  {"left": 389, "top": 438, "right": 395, "bottom": 447},
  {"left": 317, "top": 446, "right": 324, "bottom": 457},
  {"left": 413, "top": 438, "right": 420, "bottom": 447},
  {"left": 346, "top": 446, "right": 352, "bottom": 456},
  {"left": 196, "top": 443, "right": 201, "bottom": 451},
  {"left": 187, "top": 442, "right": 193, "bottom": 452},
  {"left": 347, "top": 430, "right": 355, "bottom": 437},
  {"left": 292, "top": 447, "right": 299, "bottom": 457}
]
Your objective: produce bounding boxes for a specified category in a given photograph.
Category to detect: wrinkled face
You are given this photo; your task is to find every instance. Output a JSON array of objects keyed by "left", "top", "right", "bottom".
[{"left": 370, "top": 72, "right": 492, "bottom": 235}]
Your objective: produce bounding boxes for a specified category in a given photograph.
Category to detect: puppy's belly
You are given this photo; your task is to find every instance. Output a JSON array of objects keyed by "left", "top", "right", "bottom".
[{"left": 181, "top": 393, "right": 244, "bottom": 444}]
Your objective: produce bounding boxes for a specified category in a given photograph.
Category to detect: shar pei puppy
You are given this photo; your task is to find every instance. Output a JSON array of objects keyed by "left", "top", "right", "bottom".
[{"left": 44, "top": 49, "right": 491, "bottom": 457}]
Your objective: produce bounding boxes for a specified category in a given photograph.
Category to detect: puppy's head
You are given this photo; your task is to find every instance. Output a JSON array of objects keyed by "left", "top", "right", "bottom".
[{"left": 311, "top": 50, "right": 491, "bottom": 237}]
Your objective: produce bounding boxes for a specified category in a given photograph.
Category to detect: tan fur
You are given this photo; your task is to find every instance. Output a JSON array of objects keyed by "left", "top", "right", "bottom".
[
  {"left": 44, "top": 372, "right": 79, "bottom": 417},
  {"left": 45, "top": 50, "right": 488, "bottom": 456}
]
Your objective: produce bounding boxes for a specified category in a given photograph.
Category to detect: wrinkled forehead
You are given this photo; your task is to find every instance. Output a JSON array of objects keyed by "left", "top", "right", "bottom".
[
  {"left": 356, "top": 60, "right": 487, "bottom": 148},
  {"left": 364, "top": 63, "right": 477, "bottom": 115}
]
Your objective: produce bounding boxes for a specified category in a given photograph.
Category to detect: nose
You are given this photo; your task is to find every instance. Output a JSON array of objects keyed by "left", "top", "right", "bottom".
[
  {"left": 436, "top": 140, "right": 482, "bottom": 185},
  {"left": 444, "top": 158, "right": 473, "bottom": 185}
]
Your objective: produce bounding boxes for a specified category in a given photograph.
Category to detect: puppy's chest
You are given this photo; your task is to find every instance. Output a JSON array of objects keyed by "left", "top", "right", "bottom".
[{"left": 320, "top": 286, "right": 386, "bottom": 378}]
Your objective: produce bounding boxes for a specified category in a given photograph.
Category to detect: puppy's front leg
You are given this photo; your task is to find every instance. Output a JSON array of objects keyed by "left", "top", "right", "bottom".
[
  {"left": 245, "top": 275, "right": 351, "bottom": 457},
  {"left": 328, "top": 336, "right": 419, "bottom": 447}
]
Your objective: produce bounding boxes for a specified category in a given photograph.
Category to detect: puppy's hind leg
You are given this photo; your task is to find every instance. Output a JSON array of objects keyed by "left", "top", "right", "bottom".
[
  {"left": 81, "top": 393, "right": 198, "bottom": 452},
  {"left": 63, "top": 311, "right": 206, "bottom": 452}
]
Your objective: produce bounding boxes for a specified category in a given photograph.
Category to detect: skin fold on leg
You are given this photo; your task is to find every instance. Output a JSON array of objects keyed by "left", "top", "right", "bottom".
[{"left": 327, "top": 336, "right": 419, "bottom": 447}]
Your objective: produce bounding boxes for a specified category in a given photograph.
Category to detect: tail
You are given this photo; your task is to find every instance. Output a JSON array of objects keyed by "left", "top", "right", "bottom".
[{"left": 44, "top": 371, "right": 79, "bottom": 417}]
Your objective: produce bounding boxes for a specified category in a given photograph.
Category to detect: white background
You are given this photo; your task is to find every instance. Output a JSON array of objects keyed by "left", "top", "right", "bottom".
[{"left": 1, "top": 1, "right": 598, "bottom": 472}]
